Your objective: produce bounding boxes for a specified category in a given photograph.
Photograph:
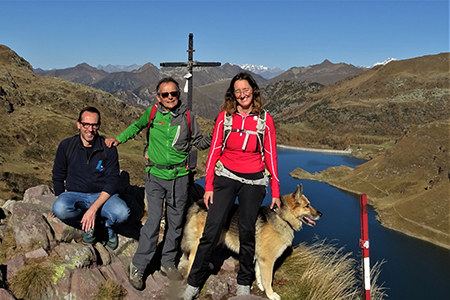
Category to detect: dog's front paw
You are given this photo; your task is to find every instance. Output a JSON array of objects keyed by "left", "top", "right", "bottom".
[
  {"left": 267, "top": 292, "right": 281, "bottom": 300},
  {"left": 256, "top": 279, "right": 264, "bottom": 291}
]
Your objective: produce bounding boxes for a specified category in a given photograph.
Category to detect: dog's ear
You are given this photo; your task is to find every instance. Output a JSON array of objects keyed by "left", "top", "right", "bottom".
[{"left": 295, "top": 184, "right": 303, "bottom": 198}]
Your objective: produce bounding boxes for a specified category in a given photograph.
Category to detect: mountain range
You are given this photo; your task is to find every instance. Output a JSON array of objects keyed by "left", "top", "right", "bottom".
[
  {"left": 33, "top": 60, "right": 365, "bottom": 118},
  {"left": 238, "top": 64, "right": 285, "bottom": 79}
]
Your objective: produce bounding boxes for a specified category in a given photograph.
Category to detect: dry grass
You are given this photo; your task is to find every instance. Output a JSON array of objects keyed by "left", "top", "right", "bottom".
[
  {"left": 274, "top": 240, "right": 387, "bottom": 300},
  {"left": 0, "top": 227, "right": 16, "bottom": 264},
  {"left": 8, "top": 261, "right": 53, "bottom": 300},
  {"left": 94, "top": 278, "right": 127, "bottom": 300}
]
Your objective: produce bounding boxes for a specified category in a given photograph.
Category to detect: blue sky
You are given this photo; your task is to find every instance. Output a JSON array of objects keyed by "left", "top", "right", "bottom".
[{"left": 2, "top": 0, "right": 448, "bottom": 70}]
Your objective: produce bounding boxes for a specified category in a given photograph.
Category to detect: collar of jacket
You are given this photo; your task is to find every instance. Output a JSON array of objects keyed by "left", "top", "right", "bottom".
[
  {"left": 76, "top": 134, "right": 104, "bottom": 152},
  {"left": 156, "top": 100, "right": 188, "bottom": 117}
]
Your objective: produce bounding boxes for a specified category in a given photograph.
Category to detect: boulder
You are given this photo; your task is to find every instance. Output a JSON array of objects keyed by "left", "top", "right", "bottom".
[
  {"left": 53, "top": 242, "right": 97, "bottom": 268},
  {"left": 4, "top": 254, "right": 25, "bottom": 281},
  {"left": 44, "top": 214, "right": 84, "bottom": 244},
  {"left": 93, "top": 243, "right": 111, "bottom": 266},
  {"left": 0, "top": 288, "right": 15, "bottom": 300},
  {"left": 23, "top": 185, "right": 52, "bottom": 203},
  {"left": 25, "top": 247, "right": 48, "bottom": 259},
  {"left": 9, "top": 202, "right": 53, "bottom": 249},
  {"left": 71, "top": 268, "right": 105, "bottom": 299},
  {"left": 48, "top": 262, "right": 72, "bottom": 300}
]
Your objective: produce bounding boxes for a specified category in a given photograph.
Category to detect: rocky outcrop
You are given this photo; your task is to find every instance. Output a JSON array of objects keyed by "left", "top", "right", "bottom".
[{"left": 0, "top": 185, "right": 266, "bottom": 300}]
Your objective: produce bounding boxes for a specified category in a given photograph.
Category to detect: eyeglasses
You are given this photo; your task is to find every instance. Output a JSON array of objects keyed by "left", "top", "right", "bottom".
[
  {"left": 234, "top": 88, "right": 252, "bottom": 96},
  {"left": 80, "top": 122, "right": 100, "bottom": 130},
  {"left": 159, "top": 91, "right": 180, "bottom": 98}
]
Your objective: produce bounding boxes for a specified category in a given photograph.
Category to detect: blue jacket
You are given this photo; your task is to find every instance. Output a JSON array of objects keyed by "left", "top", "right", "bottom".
[{"left": 52, "top": 135, "right": 120, "bottom": 197}]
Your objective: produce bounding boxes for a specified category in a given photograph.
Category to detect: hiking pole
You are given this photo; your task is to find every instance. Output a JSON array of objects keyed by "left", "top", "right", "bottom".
[{"left": 359, "top": 194, "right": 371, "bottom": 300}]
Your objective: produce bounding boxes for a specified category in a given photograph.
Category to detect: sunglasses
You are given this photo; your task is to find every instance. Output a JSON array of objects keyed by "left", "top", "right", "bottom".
[{"left": 159, "top": 91, "right": 180, "bottom": 98}]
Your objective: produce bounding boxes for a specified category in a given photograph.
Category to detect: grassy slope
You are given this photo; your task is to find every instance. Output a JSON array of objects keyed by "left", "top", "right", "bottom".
[{"left": 290, "top": 121, "right": 450, "bottom": 249}]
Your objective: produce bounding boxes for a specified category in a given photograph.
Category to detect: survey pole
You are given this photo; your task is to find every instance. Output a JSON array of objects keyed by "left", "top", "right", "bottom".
[{"left": 360, "top": 194, "right": 371, "bottom": 300}]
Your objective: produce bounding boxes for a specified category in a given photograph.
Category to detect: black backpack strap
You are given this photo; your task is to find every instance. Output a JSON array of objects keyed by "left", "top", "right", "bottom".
[{"left": 144, "top": 104, "right": 159, "bottom": 157}]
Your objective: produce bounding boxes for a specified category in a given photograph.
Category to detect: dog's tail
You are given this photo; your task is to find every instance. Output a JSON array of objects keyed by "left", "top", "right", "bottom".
[
  {"left": 186, "top": 200, "right": 207, "bottom": 220},
  {"left": 181, "top": 200, "right": 207, "bottom": 254}
]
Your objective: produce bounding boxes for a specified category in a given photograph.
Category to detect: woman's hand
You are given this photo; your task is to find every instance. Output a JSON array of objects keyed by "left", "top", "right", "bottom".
[
  {"left": 204, "top": 191, "right": 214, "bottom": 210},
  {"left": 271, "top": 197, "right": 281, "bottom": 210}
]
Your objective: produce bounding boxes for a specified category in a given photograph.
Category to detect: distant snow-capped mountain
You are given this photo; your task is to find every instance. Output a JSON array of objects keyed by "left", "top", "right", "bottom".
[
  {"left": 238, "top": 64, "right": 285, "bottom": 79},
  {"left": 371, "top": 58, "right": 397, "bottom": 68},
  {"left": 97, "top": 64, "right": 142, "bottom": 73}
]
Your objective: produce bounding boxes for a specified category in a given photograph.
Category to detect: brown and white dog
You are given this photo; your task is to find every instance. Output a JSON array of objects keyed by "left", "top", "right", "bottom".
[{"left": 181, "top": 185, "right": 322, "bottom": 300}]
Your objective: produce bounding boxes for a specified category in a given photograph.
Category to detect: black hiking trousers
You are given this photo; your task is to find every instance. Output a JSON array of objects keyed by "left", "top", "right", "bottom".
[{"left": 187, "top": 173, "right": 266, "bottom": 287}]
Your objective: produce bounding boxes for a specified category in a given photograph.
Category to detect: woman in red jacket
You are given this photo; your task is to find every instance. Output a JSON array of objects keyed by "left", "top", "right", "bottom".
[{"left": 183, "top": 73, "right": 281, "bottom": 299}]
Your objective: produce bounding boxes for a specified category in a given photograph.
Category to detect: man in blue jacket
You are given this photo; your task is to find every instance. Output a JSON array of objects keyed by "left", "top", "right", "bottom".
[{"left": 52, "top": 107, "right": 130, "bottom": 250}]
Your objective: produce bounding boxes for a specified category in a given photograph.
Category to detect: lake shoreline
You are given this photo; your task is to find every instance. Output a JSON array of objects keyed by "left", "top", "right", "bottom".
[
  {"left": 290, "top": 168, "right": 450, "bottom": 251},
  {"left": 277, "top": 144, "right": 353, "bottom": 156}
]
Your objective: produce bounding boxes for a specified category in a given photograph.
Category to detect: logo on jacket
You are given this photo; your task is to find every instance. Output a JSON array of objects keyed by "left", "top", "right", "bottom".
[{"left": 96, "top": 160, "right": 105, "bottom": 172}]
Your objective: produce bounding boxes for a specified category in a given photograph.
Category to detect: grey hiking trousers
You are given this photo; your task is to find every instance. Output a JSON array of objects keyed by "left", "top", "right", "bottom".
[{"left": 132, "top": 173, "right": 189, "bottom": 271}]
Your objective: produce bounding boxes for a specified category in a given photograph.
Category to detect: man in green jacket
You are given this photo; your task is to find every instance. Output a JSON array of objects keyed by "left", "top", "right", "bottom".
[{"left": 106, "top": 77, "right": 211, "bottom": 290}]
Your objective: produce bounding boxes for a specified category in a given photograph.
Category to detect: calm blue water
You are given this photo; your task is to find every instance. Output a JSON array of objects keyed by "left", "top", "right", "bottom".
[
  {"left": 269, "top": 149, "right": 450, "bottom": 300},
  {"left": 197, "top": 149, "right": 450, "bottom": 300}
]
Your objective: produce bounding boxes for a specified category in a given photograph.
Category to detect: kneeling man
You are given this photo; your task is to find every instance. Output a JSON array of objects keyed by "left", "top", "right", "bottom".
[{"left": 51, "top": 106, "right": 130, "bottom": 250}]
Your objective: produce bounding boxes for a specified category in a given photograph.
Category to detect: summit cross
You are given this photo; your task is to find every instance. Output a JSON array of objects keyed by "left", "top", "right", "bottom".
[{"left": 160, "top": 33, "right": 221, "bottom": 110}]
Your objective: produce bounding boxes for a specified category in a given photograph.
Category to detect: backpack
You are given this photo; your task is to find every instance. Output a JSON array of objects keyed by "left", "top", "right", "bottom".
[
  {"left": 65, "top": 135, "right": 107, "bottom": 166},
  {"left": 222, "top": 110, "right": 267, "bottom": 160},
  {"left": 144, "top": 104, "right": 197, "bottom": 171}
]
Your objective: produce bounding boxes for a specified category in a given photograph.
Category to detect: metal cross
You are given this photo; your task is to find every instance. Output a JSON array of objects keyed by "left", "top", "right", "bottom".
[{"left": 160, "top": 33, "right": 221, "bottom": 110}]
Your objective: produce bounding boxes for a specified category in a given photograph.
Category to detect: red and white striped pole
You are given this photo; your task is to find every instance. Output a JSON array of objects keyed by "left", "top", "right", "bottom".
[{"left": 359, "top": 194, "right": 371, "bottom": 300}]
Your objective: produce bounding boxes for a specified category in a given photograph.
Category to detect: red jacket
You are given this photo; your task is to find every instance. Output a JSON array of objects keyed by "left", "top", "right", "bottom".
[{"left": 205, "top": 110, "right": 280, "bottom": 198}]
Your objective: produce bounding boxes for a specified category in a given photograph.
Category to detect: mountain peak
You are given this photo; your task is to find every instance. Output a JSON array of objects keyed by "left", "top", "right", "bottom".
[
  {"left": 239, "top": 64, "right": 285, "bottom": 79},
  {"left": 319, "top": 59, "right": 333, "bottom": 66}
]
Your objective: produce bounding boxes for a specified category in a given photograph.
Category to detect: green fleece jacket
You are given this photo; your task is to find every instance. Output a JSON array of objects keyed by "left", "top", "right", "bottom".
[{"left": 116, "top": 101, "right": 211, "bottom": 180}]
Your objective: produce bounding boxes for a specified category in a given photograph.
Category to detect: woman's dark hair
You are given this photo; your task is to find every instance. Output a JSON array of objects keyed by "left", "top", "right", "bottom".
[
  {"left": 78, "top": 106, "right": 101, "bottom": 125},
  {"left": 221, "top": 72, "right": 264, "bottom": 115},
  {"left": 156, "top": 77, "right": 180, "bottom": 94}
]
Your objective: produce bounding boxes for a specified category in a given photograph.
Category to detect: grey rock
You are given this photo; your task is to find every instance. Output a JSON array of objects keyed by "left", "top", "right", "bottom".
[
  {"left": 221, "top": 257, "right": 236, "bottom": 272},
  {"left": 4, "top": 254, "right": 25, "bottom": 281},
  {"left": 229, "top": 295, "right": 266, "bottom": 300},
  {"left": 25, "top": 247, "right": 48, "bottom": 259},
  {"left": 0, "top": 224, "right": 10, "bottom": 240},
  {"left": 94, "top": 243, "right": 111, "bottom": 265},
  {"left": 71, "top": 268, "right": 105, "bottom": 299},
  {"left": 0, "top": 288, "right": 16, "bottom": 300},
  {"left": 25, "top": 194, "right": 55, "bottom": 211},
  {"left": 9, "top": 202, "right": 53, "bottom": 249},
  {"left": 44, "top": 213, "right": 84, "bottom": 243},
  {"left": 23, "top": 185, "right": 52, "bottom": 203},
  {"left": 2, "top": 200, "right": 15, "bottom": 214},
  {"left": 48, "top": 262, "right": 72, "bottom": 300},
  {"left": 53, "top": 242, "right": 97, "bottom": 268}
]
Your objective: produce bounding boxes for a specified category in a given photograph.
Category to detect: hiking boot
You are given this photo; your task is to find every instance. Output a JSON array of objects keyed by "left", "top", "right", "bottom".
[
  {"left": 236, "top": 284, "right": 251, "bottom": 295},
  {"left": 106, "top": 232, "right": 118, "bottom": 250},
  {"left": 182, "top": 284, "right": 200, "bottom": 300},
  {"left": 82, "top": 229, "right": 96, "bottom": 244},
  {"left": 160, "top": 265, "right": 183, "bottom": 281},
  {"left": 129, "top": 262, "right": 144, "bottom": 290}
]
